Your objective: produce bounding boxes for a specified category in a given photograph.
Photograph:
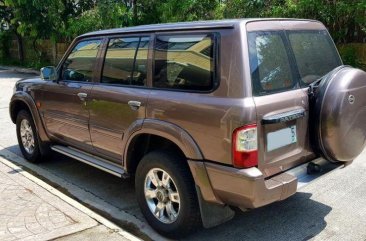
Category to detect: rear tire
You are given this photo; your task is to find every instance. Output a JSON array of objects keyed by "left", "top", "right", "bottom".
[
  {"left": 16, "top": 110, "right": 44, "bottom": 163},
  {"left": 135, "top": 151, "right": 201, "bottom": 238}
]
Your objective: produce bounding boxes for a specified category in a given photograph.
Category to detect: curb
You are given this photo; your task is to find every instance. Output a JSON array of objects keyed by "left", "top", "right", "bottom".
[
  {"left": 0, "top": 154, "right": 142, "bottom": 241},
  {"left": 0, "top": 65, "right": 40, "bottom": 75}
]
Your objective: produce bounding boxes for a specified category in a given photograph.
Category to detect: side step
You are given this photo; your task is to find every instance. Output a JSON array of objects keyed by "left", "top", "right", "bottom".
[
  {"left": 51, "top": 145, "right": 127, "bottom": 178},
  {"left": 285, "top": 158, "right": 344, "bottom": 189}
]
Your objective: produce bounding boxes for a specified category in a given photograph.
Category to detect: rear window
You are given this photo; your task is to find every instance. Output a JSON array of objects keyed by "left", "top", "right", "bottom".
[
  {"left": 248, "top": 30, "right": 342, "bottom": 95},
  {"left": 288, "top": 30, "right": 341, "bottom": 84},
  {"left": 248, "top": 32, "right": 296, "bottom": 95},
  {"left": 153, "top": 34, "right": 216, "bottom": 91}
]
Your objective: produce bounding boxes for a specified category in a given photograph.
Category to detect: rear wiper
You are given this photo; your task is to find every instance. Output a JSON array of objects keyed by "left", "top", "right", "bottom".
[{"left": 308, "top": 76, "right": 324, "bottom": 98}]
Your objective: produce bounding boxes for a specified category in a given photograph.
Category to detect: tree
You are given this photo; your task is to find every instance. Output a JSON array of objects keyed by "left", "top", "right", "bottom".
[
  {"left": 0, "top": 0, "right": 24, "bottom": 62},
  {"left": 224, "top": 0, "right": 366, "bottom": 44},
  {"left": 64, "top": 0, "right": 133, "bottom": 39},
  {"left": 138, "top": 0, "right": 220, "bottom": 24}
]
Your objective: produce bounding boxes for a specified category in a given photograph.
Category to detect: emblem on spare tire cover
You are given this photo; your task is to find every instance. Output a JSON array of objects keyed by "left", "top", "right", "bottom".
[{"left": 348, "top": 94, "right": 355, "bottom": 104}]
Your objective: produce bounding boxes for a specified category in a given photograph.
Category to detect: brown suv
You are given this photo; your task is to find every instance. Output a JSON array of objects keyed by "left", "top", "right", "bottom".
[{"left": 9, "top": 19, "right": 366, "bottom": 238}]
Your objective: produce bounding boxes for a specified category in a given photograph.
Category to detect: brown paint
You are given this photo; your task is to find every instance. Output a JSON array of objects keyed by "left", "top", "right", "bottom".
[{"left": 10, "top": 19, "right": 360, "bottom": 210}]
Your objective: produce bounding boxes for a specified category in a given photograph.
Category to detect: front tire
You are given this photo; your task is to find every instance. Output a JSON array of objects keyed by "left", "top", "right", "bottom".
[
  {"left": 16, "top": 110, "right": 43, "bottom": 163},
  {"left": 135, "top": 151, "right": 201, "bottom": 238}
]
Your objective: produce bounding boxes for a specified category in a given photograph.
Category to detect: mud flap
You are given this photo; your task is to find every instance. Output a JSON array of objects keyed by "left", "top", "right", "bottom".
[{"left": 196, "top": 186, "right": 235, "bottom": 228}]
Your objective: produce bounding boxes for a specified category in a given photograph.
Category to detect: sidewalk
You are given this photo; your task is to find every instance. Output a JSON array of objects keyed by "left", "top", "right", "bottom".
[
  {"left": 0, "top": 65, "right": 39, "bottom": 75},
  {"left": 0, "top": 155, "right": 139, "bottom": 241}
]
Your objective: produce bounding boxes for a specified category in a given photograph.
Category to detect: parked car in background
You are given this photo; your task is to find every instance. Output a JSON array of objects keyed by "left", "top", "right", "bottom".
[{"left": 9, "top": 19, "right": 366, "bottom": 238}]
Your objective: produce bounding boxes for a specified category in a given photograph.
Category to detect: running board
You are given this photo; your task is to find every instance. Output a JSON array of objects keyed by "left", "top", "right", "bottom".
[
  {"left": 285, "top": 158, "right": 344, "bottom": 189},
  {"left": 51, "top": 145, "right": 127, "bottom": 178}
]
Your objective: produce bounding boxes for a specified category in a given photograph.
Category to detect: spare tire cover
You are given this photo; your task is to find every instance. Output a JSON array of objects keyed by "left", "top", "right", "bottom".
[{"left": 310, "top": 66, "right": 366, "bottom": 162}]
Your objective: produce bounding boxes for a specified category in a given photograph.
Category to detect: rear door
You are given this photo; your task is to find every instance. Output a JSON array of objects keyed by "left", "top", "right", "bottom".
[
  {"left": 88, "top": 35, "right": 151, "bottom": 162},
  {"left": 247, "top": 29, "right": 313, "bottom": 177}
]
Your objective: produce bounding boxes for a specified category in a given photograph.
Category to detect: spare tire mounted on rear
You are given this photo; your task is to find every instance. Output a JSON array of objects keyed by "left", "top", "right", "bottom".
[{"left": 309, "top": 65, "right": 366, "bottom": 162}]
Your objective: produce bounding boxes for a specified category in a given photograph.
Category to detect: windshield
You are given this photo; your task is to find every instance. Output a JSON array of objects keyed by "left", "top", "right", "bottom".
[{"left": 248, "top": 30, "right": 342, "bottom": 95}]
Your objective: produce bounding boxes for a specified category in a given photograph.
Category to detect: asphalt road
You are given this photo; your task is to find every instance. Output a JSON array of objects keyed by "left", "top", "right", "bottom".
[{"left": 1, "top": 68, "right": 366, "bottom": 241}]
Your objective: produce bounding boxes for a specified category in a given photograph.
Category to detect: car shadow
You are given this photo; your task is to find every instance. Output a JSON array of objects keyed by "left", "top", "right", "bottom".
[
  {"left": 0, "top": 145, "right": 331, "bottom": 241},
  {"left": 185, "top": 192, "right": 331, "bottom": 241}
]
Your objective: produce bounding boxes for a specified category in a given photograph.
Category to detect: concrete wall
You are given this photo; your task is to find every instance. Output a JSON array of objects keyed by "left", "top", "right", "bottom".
[{"left": 7, "top": 38, "right": 69, "bottom": 65}]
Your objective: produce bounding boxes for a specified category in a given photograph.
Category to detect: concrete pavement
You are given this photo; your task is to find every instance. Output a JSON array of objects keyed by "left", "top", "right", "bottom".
[
  {"left": 0, "top": 156, "right": 97, "bottom": 240},
  {"left": 0, "top": 154, "right": 138, "bottom": 241}
]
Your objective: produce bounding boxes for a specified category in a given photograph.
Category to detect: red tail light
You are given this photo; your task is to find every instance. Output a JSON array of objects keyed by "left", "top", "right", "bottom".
[{"left": 232, "top": 124, "right": 258, "bottom": 168}]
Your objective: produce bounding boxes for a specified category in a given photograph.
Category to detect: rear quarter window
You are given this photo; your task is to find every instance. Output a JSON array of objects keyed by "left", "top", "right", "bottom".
[{"left": 153, "top": 33, "right": 216, "bottom": 92}]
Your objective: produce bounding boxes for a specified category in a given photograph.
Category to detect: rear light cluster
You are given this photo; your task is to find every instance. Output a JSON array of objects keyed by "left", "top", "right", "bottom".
[{"left": 232, "top": 124, "right": 258, "bottom": 168}]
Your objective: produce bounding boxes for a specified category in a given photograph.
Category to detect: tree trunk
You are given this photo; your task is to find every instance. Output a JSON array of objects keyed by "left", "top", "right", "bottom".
[
  {"left": 14, "top": 33, "right": 24, "bottom": 64},
  {"left": 133, "top": 0, "right": 137, "bottom": 25},
  {"left": 51, "top": 41, "right": 57, "bottom": 65}
]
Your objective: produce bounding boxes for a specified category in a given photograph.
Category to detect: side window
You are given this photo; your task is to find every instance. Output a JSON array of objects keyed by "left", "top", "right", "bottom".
[
  {"left": 102, "top": 36, "right": 150, "bottom": 86},
  {"left": 248, "top": 32, "right": 295, "bottom": 95},
  {"left": 61, "top": 39, "right": 102, "bottom": 82},
  {"left": 153, "top": 34, "right": 215, "bottom": 91}
]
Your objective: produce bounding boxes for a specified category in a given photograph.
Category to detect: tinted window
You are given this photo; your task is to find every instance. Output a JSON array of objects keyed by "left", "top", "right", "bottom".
[
  {"left": 249, "top": 32, "right": 295, "bottom": 95},
  {"left": 288, "top": 30, "right": 341, "bottom": 84},
  {"left": 61, "top": 39, "right": 102, "bottom": 82},
  {"left": 153, "top": 34, "right": 215, "bottom": 91},
  {"left": 102, "top": 37, "right": 149, "bottom": 86}
]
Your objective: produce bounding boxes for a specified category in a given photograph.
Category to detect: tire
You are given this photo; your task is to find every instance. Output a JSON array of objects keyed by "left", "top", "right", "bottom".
[
  {"left": 309, "top": 66, "right": 366, "bottom": 162},
  {"left": 16, "top": 110, "right": 44, "bottom": 163},
  {"left": 135, "top": 151, "right": 201, "bottom": 238}
]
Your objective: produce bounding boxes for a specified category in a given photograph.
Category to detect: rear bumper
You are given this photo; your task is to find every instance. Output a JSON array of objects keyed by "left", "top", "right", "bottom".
[{"left": 189, "top": 158, "right": 343, "bottom": 209}]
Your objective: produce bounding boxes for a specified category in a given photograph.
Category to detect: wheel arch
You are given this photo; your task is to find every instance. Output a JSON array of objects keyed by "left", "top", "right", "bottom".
[
  {"left": 123, "top": 119, "right": 204, "bottom": 174},
  {"left": 10, "top": 92, "right": 50, "bottom": 143}
]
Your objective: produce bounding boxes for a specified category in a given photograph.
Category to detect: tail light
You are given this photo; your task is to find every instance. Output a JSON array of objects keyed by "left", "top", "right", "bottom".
[{"left": 232, "top": 124, "right": 258, "bottom": 168}]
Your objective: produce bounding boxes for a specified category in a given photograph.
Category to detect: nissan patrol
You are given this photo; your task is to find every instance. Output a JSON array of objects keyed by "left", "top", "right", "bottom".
[{"left": 9, "top": 19, "right": 366, "bottom": 238}]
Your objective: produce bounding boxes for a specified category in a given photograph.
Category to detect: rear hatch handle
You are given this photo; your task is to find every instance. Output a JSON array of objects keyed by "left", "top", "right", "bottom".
[{"left": 262, "top": 108, "right": 305, "bottom": 124}]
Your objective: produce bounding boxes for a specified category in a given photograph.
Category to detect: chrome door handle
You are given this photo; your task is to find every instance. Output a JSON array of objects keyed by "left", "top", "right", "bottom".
[
  {"left": 128, "top": 100, "right": 141, "bottom": 110},
  {"left": 77, "top": 92, "right": 88, "bottom": 101}
]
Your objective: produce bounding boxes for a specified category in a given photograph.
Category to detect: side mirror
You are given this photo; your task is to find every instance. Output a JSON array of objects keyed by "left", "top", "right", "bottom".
[{"left": 40, "top": 66, "right": 57, "bottom": 81}]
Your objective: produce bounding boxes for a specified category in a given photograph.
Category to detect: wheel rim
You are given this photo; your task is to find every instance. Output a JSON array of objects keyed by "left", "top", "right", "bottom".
[
  {"left": 144, "top": 168, "right": 180, "bottom": 224},
  {"left": 20, "top": 119, "right": 35, "bottom": 155}
]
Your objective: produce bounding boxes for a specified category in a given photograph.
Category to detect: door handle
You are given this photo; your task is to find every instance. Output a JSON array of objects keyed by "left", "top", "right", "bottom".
[
  {"left": 77, "top": 92, "right": 88, "bottom": 101},
  {"left": 128, "top": 100, "right": 141, "bottom": 110},
  {"left": 262, "top": 108, "right": 305, "bottom": 124}
]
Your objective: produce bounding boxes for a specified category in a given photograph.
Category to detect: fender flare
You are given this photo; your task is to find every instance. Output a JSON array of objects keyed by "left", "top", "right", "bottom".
[
  {"left": 123, "top": 119, "right": 204, "bottom": 162},
  {"left": 10, "top": 92, "right": 50, "bottom": 144}
]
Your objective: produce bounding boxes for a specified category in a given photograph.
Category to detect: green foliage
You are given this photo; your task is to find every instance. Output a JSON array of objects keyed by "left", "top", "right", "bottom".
[
  {"left": 338, "top": 45, "right": 365, "bottom": 69},
  {"left": 64, "top": 9, "right": 101, "bottom": 39},
  {"left": 63, "top": 0, "right": 133, "bottom": 39},
  {"left": 138, "top": 0, "right": 220, "bottom": 24},
  {"left": 1, "top": 0, "right": 366, "bottom": 70},
  {"left": 224, "top": 0, "right": 285, "bottom": 18},
  {"left": 5, "top": 0, "right": 64, "bottom": 39},
  {"left": 224, "top": 0, "right": 366, "bottom": 44},
  {"left": 0, "top": 30, "right": 10, "bottom": 59}
]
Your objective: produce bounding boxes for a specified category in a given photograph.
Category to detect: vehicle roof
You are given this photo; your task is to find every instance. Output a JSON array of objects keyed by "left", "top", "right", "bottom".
[{"left": 80, "top": 18, "right": 320, "bottom": 38}]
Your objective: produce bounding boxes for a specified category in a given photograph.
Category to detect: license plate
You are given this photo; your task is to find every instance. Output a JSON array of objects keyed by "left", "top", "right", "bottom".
[{"left": 267, "top": 125, "right": 297, "bottom": 152}]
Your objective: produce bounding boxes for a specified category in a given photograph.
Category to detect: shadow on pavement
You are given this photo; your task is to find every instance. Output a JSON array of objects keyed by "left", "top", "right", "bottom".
[
  {"left": 1, "top": 145, "right": 331, "bottom": 241},
  {"left": 186, "top": 192, "right": 331, "bottom": 241}
]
